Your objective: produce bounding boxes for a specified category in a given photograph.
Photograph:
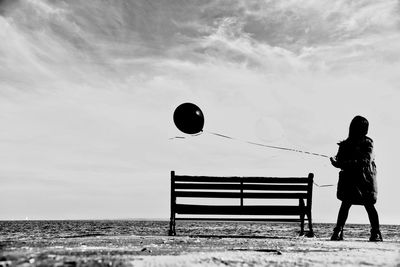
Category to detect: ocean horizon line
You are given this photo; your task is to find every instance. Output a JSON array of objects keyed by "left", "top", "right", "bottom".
[{"left": 0, "top": 218, "right": 398, "bottom": 226}]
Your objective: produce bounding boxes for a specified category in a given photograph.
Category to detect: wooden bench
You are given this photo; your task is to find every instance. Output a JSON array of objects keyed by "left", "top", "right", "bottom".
[{"left": 168, "top": 171, "right": 314, "bottom": 237}]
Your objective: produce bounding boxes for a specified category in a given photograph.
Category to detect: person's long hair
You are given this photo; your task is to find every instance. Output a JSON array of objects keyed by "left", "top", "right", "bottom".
[{"left": 348, "top": 115, "right": 369, "bottom": 140}]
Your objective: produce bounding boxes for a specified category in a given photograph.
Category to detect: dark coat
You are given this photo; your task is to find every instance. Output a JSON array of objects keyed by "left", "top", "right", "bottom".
[{"left": 334, "top": 136, "right": 377, "bottom": 205}]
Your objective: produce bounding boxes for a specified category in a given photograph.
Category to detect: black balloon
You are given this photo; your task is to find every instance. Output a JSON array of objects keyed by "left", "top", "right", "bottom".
[{"left": 173, "top": 103, "right": 204, "bottom": 134}]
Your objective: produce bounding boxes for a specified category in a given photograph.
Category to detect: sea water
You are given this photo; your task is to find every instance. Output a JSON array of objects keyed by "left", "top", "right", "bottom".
[{"left": 1, "top": 221, "right": 399, "bottom": 242}]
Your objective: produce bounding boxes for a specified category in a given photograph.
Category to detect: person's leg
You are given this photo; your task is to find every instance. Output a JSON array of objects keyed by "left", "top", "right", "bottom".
[
  {"left": 364, "top": 204, "right": 383, "bottom": 241},
  {"left": 336, "top": 201, "right": 352, "bottom": 227},
  {"left": 331, "top": 202, "right": 352, "bottom": 240},
  {"left": 364, "top": 204, "right": 379, "bottom": 229}
]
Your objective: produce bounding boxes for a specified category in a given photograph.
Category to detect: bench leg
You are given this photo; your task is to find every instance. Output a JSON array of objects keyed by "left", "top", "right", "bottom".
[
  {"left": 299, "top": 212, "right": 305, "bottom": 236},
  {"left": 299, "top": 199, "right": 305, "bottom": 236},
  {"left": 168, "top": 216, "right": 176, "bottom": 236},
  {"left": 306, "top": 211, "right": 315, "bottom": 237}
]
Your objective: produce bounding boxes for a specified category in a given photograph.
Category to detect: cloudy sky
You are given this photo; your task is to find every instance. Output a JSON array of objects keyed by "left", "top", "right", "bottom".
[{"left": 1, "top": 0, "right": 399, "bottom": 224}]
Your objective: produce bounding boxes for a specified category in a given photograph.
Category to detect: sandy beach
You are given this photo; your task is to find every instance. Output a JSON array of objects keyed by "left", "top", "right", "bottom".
[
  {"left": 134, "top": 237, "right": 400, "bottom": 266},
  {"left": 2, "top": 226, "right": 399, "bottom": 266}
]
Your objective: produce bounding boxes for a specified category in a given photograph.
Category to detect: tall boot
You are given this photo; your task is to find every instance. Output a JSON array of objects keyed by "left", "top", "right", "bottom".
[
  {"left": 330, "top": 226, "right": 343, "bottom": 241},
  {"left": 369, "top": 228, "right": 383, "bottom": 242}
]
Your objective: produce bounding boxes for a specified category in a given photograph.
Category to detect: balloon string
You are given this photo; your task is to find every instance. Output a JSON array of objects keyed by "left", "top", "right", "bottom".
[
  {"left": 206, "top": 131, "right": 330, "bottom": 159},
  {"left": 169, "top": 132, "right": 203, "bottom": 140},
  {"left": 169, "top": 131, "right": 336, "bottom": 188},
  {"left": 313, "top": 181, "right": 336, "bottom": 187},
  {"left": 169, "top": 136, "right": 186, "bottom": 140},
  {"left": 206, "top": 131, "right": 336, "bottom": 188}
]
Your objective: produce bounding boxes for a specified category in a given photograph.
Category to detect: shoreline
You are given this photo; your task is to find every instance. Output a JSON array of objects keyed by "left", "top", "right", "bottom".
[{"left": 0, "top": 218, "right": 400, "bottom": 227}]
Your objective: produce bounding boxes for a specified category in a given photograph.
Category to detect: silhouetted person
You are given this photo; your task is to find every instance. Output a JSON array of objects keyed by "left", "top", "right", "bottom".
[{"left": 330, "top": 115, "right": 382, "bottom": 241}]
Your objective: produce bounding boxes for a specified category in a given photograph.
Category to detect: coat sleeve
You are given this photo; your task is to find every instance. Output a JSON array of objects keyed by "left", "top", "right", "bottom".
[
  {"left": 335, "top": 139, "right": 373, "bottom": 169},
  {"left": 334, "top": 144, "right": 356, "bottom": 169},
  {"left": 358, "top": 139, "right": 374, "bottom": 167}
]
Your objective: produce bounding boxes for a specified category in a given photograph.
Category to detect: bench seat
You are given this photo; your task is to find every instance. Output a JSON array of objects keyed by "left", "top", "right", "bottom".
[{"left": 175, "top": 204, "right": 305, "bottom": 215}]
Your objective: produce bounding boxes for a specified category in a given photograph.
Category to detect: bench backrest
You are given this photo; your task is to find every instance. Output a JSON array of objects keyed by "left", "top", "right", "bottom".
[{"left": 171, "top": 171, "right": 314, "bottom": 207}]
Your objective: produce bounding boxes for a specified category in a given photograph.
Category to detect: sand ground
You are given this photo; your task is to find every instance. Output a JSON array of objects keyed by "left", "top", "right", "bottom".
[{"left": 1, "top": 234, "right": 399, "bottom": 266}]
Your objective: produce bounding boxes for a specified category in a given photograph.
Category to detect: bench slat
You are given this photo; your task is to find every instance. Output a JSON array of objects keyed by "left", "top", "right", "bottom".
[
  {"left": 175, "top": 204, "right": 304, "bottom": 215},
  {"left": 175, "top": 218, "right": 304, "bottom": 222},
  {"left": 174, "top": 176, "right": 310, "bottom": 183},
  {"left": 175, "top": 191, "right": 308, "bottom": 199},
  {"left": 175, "top": 183, "right": 308, "bottom": 191}
]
